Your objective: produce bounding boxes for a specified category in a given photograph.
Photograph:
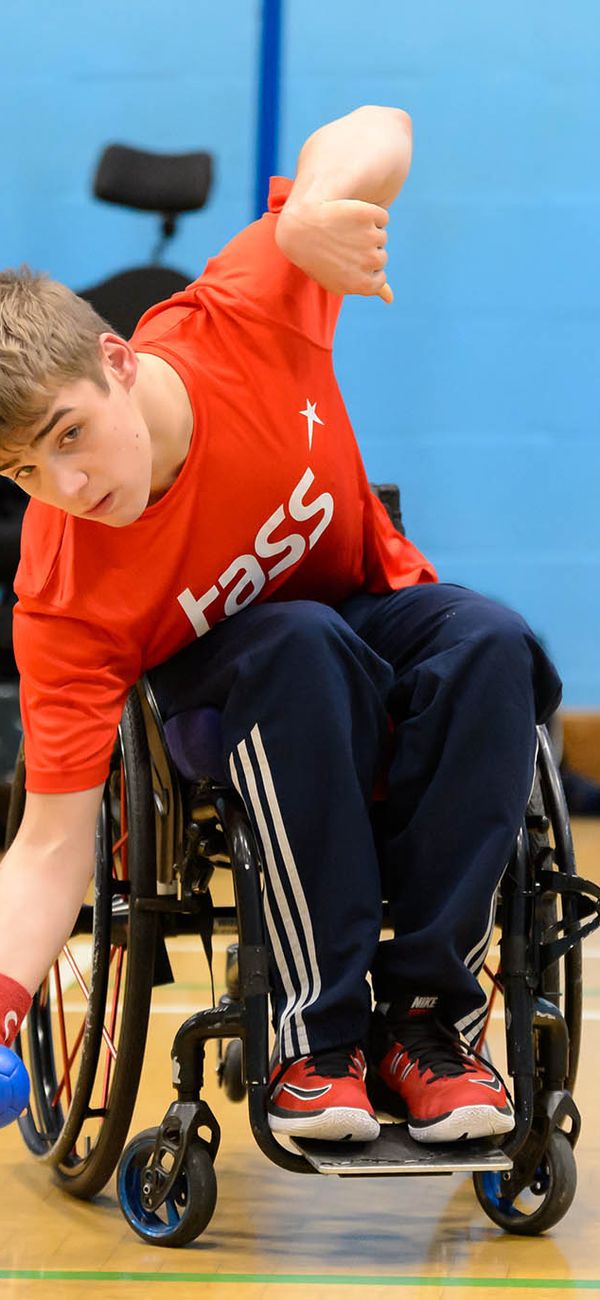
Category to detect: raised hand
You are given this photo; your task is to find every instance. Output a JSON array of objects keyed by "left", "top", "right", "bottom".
[{"left": 276, "top": 198, "right": 393, "bottom": 303}]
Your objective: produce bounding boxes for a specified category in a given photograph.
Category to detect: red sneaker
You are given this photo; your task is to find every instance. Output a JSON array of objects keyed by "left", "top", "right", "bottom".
[
  {"left": 268, "top": 1045, "right": 380, "bottom": 1142},
  {"left": 374, "top": 1005, "right": 514, "bottom": 1144}
]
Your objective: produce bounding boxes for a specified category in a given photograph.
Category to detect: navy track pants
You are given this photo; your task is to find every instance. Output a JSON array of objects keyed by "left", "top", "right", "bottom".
[{"left": 150, "top": 584, "right": 562, "bottom": 1061}]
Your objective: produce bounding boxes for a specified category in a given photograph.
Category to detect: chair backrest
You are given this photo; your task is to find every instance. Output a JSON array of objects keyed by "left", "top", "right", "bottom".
[
  {"left": 93, "top": 144, "right": 212, "bottom": 220},
  {"left": 79, "top": 141, "right": 214, "bottom": 337},
  {"left": 370, "top": 482, "right": 405, "bottom": 535},
  {"left": 78, "top": 266, "right": 190, "bottom": 340}
]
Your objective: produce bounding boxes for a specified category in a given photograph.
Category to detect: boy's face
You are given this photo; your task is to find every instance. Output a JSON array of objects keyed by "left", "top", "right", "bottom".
[{"left": 0, "top": 340, "right": 153, "bottom": 526}]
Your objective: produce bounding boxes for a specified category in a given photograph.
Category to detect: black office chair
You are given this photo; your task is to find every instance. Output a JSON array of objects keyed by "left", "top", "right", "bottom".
[{"left": 79, "top": 143, "right": 213, "bottom": 336}]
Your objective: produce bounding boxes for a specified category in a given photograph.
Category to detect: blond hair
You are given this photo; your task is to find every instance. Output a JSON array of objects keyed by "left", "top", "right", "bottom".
[{"left": 0, "top": 267, "right": 111, "bottom": 447}]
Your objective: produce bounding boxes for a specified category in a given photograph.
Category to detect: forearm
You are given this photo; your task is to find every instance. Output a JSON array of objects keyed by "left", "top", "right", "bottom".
[
  {"left": 275, "top": 106, "right": 412, "bottom": 300},
  {"left": 0, "top": 834, "right": 95, "bottom": 994},
  {"left": 285, "top": 105, "right": 412, "bottom": 211}
]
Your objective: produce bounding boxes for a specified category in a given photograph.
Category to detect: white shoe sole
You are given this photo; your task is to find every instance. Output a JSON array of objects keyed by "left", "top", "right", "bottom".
[
  {"left": 409, "top": 1104, "right": 515, "bottom": 1144},
  {"left": 269, "top": 1106, "right": 380, "bottom": 1142}
]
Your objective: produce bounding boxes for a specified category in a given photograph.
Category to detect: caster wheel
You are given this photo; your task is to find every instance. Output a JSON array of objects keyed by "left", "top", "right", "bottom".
[
  {"left": 474, "top": 1130, "right": 577, "bottom": 1235},
  {"left": 117, "top": 1127, "right": 217, "bottom": 1247},
  {"left": 221, "top": 1039, "right": 246, "bottom": 1103}
]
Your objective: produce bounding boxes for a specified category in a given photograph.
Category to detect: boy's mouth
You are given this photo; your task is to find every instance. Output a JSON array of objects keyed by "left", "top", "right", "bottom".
[{"left": 83, "top": 491, "right": 115, "bottom": 519}]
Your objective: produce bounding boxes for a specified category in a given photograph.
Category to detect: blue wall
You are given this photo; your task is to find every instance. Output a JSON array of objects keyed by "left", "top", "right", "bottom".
[{"left": 3, "top": 2, "right": 599, "bottom": 704}]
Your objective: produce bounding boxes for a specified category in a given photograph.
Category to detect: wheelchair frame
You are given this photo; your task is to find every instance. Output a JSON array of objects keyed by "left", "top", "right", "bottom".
[
  {"left": 8, "top": 676, "right": 600, "bottom": 1244},
  {"left": 6, "top": 483, "right": 600, "bottom": 1242}
]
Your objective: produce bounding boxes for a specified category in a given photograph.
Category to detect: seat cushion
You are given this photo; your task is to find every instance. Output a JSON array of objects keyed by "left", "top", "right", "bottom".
[{"left": 163, "top": 705, "right": 227, "bottom": 784}]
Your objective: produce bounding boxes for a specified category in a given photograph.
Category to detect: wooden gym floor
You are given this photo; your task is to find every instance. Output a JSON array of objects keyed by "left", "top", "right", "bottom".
[{"left": 0, "top": 819, "right": 599, "bottom": 1300}]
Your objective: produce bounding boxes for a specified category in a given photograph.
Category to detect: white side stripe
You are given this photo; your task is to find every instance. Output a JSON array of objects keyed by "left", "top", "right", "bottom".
[
  {"left": 464, "top": 895, "right": 496, "bottom": 974},
  {"left": 455, "top": 1000, "right": 488, "bottom": 1035},
  {"left": 229, "top": 724, "right": 322, "bottom": 1059},
  {"left": 249, "top": 723, "right": 322, "bottom": 1048},
  {"left": 229, "top": 742, "right": 306, "bottom": 1058},
  {"left": 460, "top": 1006, "right": 488, "bottom": 1044},
  {"left": 456, "top": 894, "right": 498, "bottom": 1038}
]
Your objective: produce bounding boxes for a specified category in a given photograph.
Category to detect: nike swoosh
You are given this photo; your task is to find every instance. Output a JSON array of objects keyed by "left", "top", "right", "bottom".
[
  {"left": 467, "top": 1075, "right": 502, "bottom": 1093},
  {"left": 282, "top": 1083, "right": 332, "bottom": 1101}
]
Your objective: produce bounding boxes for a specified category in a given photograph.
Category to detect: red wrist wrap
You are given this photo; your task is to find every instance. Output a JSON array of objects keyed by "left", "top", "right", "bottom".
[{"left": 0, "top": 974, "right": 33, "bottom": 1048}]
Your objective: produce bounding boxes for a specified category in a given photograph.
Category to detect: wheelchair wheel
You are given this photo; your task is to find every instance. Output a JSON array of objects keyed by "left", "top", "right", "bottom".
[
  {"left": 7, "top": 688, "right": 158, "bottom": 1200},
  {"left": 220, "top": 1038, "right": 246, "bottom": 1103},
  {"left": 473, "top": 728, "right": 582, "bottom": 1233},
  {"left": 117, "top": 1127, "right": 217, "bottom": 1247},
  {"left": 535, "top": 727, "right": 583, "bottom": 1092},
  {"left": 473, "top": 1129, "right": 577, "bottom": 1234},
  {"left": 476, "top": 729, "right": 582, "bottom": 1090}
]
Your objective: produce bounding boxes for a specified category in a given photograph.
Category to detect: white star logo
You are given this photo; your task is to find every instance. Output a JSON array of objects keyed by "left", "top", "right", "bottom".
[{"left": 299, "top": 399, "right": 324, "bottom": 450}]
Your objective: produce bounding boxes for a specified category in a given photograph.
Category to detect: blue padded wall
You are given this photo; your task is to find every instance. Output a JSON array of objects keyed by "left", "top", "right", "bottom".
[
  {"left": 1, "top": 2, "right": 258, "bottom": 285},
  {"left": 2, "top": 2, "right": 598, "bottom": 703},
  {"left": 281, "top": 2, "right": 600, "bottom": 705}
]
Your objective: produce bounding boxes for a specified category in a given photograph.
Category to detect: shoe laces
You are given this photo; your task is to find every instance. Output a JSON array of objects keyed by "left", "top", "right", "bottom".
[
  {"left": 391, "top": 1015, "right": 491, "bottom": 1084},
  {"left": 306, "top": 1046, "right": 362, "bottom": 1079},
  {"left": 270, "top": 1045, "right": 362, "bottom": 1092}
]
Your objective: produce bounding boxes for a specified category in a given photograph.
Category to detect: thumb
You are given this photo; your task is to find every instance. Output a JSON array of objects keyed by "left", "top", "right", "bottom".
[{"left": 378, "top": 282, "right": 394, "bottom": 305}]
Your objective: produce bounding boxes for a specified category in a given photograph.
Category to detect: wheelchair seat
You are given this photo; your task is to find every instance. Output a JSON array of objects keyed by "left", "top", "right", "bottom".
[{"left": 164, "top": 705, "right": 228, "bottom": 785}]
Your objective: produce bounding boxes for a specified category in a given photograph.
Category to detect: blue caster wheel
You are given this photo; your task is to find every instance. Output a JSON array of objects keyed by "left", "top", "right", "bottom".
[
  {"left": 473, "top": 1130, "right": 577, "bottom": 1234},
  {"left": 0, "top": 1046, "right": 30, "bottom": 1129},
  {"left": 117, "top": 1127, "right": 217, "bottom": 1247}
]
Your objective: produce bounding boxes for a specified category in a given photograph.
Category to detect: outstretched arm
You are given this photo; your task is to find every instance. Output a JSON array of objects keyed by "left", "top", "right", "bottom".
[
  {"left": 0, "top": 785, "right": 103, "bottom": 996},
  {"left": 275, "top": 105, "right": 412, "bottom": 302}
]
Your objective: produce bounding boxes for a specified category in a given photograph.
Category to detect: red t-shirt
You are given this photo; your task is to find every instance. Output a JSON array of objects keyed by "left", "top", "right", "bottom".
[{"left": 14, "top": 177, "right": 437, "bottom": 793}]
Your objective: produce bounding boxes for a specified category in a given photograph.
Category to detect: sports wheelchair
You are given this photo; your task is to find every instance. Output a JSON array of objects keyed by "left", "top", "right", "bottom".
[{"left": 6, "top": 486, "right": 600, "bottom": 1247}]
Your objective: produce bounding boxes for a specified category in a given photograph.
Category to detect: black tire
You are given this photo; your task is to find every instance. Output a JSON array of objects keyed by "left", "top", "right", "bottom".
[
  {"left": 474, "top": 1129, "right": 577, "bottom": 1234},
  {"left": 8, "top": 688, "right": 158, "bottom": 1199},
  {"left": 221, "top": 1038, "right": 246, "bottom": 1103},
  {"left": 117, "top": 1127, "right": 217, "bottom": 1247},
  {"left": 536, "top": 727, "right": 582, "bottom": 1092},
  {"left": 477, "top": 732, "right": 581, "bottom": 1090}
]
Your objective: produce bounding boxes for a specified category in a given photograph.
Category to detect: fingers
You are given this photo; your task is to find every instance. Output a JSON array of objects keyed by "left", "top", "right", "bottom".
[
  {"left": 372, "top": 246, "right": 388, "bottom": 271},
  {"left": 371, "top": 213, "right": 389, "bottom": 299},
  {"left": 372, "top": 205, "right": 390, "bottom": 229}
]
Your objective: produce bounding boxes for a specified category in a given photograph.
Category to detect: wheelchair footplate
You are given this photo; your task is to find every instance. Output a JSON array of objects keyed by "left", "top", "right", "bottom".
[{"left": 292, "top": 1122, "right": 513, "bottom": 1176}]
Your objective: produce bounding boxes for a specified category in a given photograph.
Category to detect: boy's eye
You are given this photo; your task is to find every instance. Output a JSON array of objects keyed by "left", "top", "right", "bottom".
[
  {"left": 14, "top": 465, "right": 34, "bottom": 482},
  {"left": 60, "top": 426, "right": 80, "bottom": 446}
]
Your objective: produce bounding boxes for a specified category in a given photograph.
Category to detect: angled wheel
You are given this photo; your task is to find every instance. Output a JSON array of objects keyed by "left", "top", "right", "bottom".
[
  {"left": 7, "top": 688, "right": 158, "bottom": 1199},
  {"left": 474, "top": 1129, "right": 577, "bottom": 1234},
  {"left": 535, "top": 727, "right": 582, "bottom": 1092},
  {"left": 117, "top": 1127, "right": 217, "bottom": 1247},
  {"left": 476, "top": 728, "right": 582, "bottom": 1092}
]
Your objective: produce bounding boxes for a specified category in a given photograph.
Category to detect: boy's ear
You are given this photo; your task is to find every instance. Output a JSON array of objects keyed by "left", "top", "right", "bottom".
[{"left": 98, "top": 332, "right": 138, "bottom": 387}]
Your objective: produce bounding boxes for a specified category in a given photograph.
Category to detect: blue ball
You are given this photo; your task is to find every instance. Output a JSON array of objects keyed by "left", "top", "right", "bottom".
[{"left": 0, "top": 1045, "right": 30, "bottom": 1129}]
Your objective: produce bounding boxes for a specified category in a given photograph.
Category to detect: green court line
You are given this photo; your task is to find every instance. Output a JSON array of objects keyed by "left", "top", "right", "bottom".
[{"left": 0, "top": 1272, "right": 599, "bottom": 1289}]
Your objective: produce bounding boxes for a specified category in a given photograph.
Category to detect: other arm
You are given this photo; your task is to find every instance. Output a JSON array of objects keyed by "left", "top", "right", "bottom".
[
  {"left": 0, "top": 785, "right": 103, "bottom": 994},
  {"left": 275, "top": 105, "right": 413, "bottom": 301}
]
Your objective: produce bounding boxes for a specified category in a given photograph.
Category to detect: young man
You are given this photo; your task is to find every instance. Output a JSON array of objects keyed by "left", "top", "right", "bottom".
[{"left": 0, "top": 106, "right": 561, "bottom": 1145}]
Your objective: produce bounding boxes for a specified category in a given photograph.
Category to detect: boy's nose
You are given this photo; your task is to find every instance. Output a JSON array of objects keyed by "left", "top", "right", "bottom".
[{"left": 52, "top": 465, "right": 89, "bottom": 502}]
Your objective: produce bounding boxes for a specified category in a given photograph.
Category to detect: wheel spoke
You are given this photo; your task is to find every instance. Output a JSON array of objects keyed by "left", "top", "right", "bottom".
[
  {"left": 52, "top": 963, "right": 73, "bottom": 1108},
  {"left": 111, "top": 830, "right": 128, "bottom": 860},
  {"left": 100, "top": 947, "right": 125, "bottom": 1108},
  {"left": 163, "top": 1193, "right": 182, "bottom": 1227},
  {"left": 62, "top": 944, "right": 118, "bottom": 1061},
  {"left": 52, "top": 1020, "right": 86, "bottom": 1107}
]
